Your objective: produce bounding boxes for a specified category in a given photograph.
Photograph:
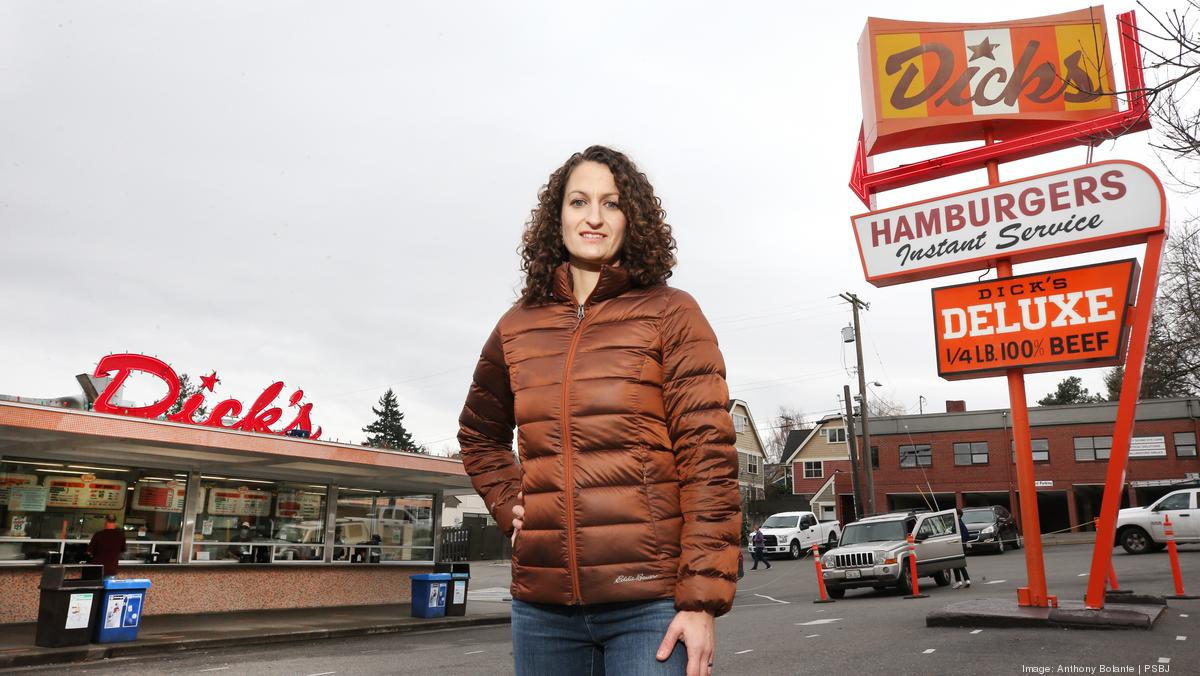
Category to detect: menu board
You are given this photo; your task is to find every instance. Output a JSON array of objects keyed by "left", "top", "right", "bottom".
[
  {"left": 43, "top": 476, "right": 127, "bottom": 510},
  {"left": 8, "top": 485, "right": 50, "bottom": 512},
  {"left": 131, "top": 482, "right": 188, "bottom": 513},
  {"left": 207, "top": 487, "right": 271, "bottom": 516},
  {"left": 0, "top": 473, "right": 38, "bottom": 504},
  {"left": 275, "top": 491, "right": 323, "bottom": 519}
]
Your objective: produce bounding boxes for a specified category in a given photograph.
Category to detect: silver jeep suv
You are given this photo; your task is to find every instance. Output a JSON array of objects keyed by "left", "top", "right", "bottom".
[{"left": 820, "top": 509, "right": 965, "bottom": 598}]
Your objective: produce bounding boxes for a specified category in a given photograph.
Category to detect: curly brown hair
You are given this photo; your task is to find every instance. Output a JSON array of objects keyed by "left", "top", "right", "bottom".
[{"left": 518, "top": 145, "right": 676, "bottom": 306}]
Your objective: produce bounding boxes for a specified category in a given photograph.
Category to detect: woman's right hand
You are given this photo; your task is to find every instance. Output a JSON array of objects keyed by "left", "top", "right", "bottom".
[{"left": 510, "top": 491, "right": 524, "bottom": 545}]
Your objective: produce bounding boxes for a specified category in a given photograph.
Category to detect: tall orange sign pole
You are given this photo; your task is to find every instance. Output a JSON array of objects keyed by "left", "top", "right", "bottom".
[{"left": 850, "top": 8, "right": 1166, "bottom": 611}]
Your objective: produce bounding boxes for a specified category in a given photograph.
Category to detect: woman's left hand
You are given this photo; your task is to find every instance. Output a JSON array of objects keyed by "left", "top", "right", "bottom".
[{"left": 656, "top": 609, "right": 715, "bottom": 676}]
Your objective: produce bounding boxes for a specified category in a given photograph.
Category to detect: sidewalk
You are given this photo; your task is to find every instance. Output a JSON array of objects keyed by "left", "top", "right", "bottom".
[{"left": 0, "top": 587, "right": 513, "bottom": 671}]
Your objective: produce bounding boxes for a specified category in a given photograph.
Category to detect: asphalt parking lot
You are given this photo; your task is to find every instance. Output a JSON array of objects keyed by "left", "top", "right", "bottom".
[{"left": 15, "top": 544, "right": 1200, "bottom": 675}]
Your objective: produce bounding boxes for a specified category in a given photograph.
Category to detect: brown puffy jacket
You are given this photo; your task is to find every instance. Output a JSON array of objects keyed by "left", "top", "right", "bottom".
[{"left": 458, "top": 263, "right": 741, "bottom": 616}]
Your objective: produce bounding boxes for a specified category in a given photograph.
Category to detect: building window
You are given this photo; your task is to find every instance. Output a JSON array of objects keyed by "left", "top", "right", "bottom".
[
  {"left": 1074, "top": 436, "right": 1113, "bottom": 462},
  {"left": 0, "top": 456, "right": 189, "bottom": 566},
  {"left": 733, "top": 414, "right": 748, "bottom": 433},
  {"left": 192, "top": 477, "right": 329, "bottom": 563},
  {"left": 747, "top": 455, "right": 759, "bottom": 475},
  {"left": 333, "top": 490, "right": 434, "bottom": 563},
  {"left": 870, "top": 446, "right": 879, "bottom": 469},
  {"left": 1175, "top": 432, "right": 1197, "bottom": 457},
  {"left": 899, "top": 444, "right": 932, "bottom": 467},
  {"left": 826, "top": 427, "right": 846, "bottom": 443},
  {"left": 803, "top": 461, "right": 823, "bottom": 479},
  {"left": 954, "top": 441, "right": 990, "bottom": 465},
  {"left": 1012, "top": 438, "right": 1050, "bottom": 463}
]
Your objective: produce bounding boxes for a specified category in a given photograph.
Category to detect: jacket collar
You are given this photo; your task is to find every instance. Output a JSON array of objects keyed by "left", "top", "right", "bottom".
[{"left": 552, "top": 262, "right": 632, "bottom": 305}]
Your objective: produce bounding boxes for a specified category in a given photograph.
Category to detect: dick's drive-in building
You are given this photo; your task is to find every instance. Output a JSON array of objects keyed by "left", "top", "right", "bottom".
[
  {"left": 0, "top": 356, "right": 474, "bottom": 624},
  {"left": 789, "top": 398, "right": 1200, "bottom": 533}
]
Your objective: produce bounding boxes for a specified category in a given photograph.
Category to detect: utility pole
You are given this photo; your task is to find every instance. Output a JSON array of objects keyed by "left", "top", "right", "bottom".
[
  {"left": 841, "top": 385, "right": 864, "bottom": 520},
  {"left": 840, "top": 292, "right": 875, "bottom": 515}
]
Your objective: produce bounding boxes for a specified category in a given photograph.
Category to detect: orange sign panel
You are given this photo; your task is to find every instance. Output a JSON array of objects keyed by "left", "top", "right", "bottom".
[
  {"left": 858, "top": 7, "right": 1118, "bottom": 155},
  {"left": 932, "top": 259, "right": 1137, "bottom": 380}
]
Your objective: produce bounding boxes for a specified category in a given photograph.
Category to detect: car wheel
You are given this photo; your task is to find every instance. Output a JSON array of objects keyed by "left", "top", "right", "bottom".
[
  {"left": 827, "top": 586, "right": 846, "bottom": 599},
  {"left": 1012, "top": 531, "right": 1022, "bottom": 549},
  {"left": 996, "top": 538, "right": 1006, "bottom": 554},
  {"left": 933, "top": 570, "right": 950, "bottom": 587},
  {"left": 898, "top": 560, "right": 914, "bottom": 595},
  {"left": 1119, "top": 527, "right": 1153, "bottom": 555},
  {"left": 790, "top": 541, "right": 802, "bottom": 559}
]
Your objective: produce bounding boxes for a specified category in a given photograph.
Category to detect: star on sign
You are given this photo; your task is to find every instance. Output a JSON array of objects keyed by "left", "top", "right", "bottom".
[
  {"left": 199, "top": 371, "right": 220, "bottom": 392},
  {"left": 968, "top": 37, "right": 1000, "bottom": 61}
]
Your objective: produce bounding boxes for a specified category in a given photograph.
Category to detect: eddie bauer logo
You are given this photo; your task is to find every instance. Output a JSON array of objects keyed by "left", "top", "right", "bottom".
[
  {"left": 91, "top": 353, "right": 321, "bottom": 439},
  {"left": 614, "top": 574, "right": 659, "bottom": 585},
  {"left": 885, "top": 37, "right": 1104, "bottom": 111}
]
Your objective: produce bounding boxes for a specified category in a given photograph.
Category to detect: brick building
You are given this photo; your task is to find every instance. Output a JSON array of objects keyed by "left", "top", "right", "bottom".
[{"left": 789, "top": 398, "right": 1199, "bottom": 533}]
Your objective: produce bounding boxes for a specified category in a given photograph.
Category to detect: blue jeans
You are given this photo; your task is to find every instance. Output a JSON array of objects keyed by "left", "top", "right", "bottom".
[{"left": 512, "top": 598, "right": 686, "bottom": 676}]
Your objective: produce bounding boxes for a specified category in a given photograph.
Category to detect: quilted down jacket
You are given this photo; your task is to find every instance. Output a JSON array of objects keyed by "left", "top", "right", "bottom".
[{"left": 458, "top": 263, "right": 741, "bottom": 616}]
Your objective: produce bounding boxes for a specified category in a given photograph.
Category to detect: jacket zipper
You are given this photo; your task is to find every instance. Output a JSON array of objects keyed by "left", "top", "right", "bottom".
[{"left": 561, "top": 301, "right": 587, "bottom": 603}]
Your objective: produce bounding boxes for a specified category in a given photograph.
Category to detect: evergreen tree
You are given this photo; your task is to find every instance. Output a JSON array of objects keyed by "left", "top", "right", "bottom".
[
  {"left": 1037, "top": 376, "right": 1105, "bottom": 406},
  {"left": 168, "top": 373, "right": 209, "bottom": 418},
  {"left": 363, "top": 389, "right": 421, "bottom": 453}
]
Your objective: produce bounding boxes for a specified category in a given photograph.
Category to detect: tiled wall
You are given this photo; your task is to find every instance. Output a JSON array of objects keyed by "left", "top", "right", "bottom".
[{"left": 0, "top": 564, "right": 428, "bottom": 624}]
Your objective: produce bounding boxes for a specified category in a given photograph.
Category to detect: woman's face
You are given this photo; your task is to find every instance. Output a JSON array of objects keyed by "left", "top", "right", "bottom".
[{"left": 560, "top": 161, "right": 627, "bottom": 268}]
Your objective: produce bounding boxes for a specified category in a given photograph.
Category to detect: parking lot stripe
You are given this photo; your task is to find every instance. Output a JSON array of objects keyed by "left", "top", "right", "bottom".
[
  {"left": 1158, "top": 658, "right": 1171, "bottom": 664},
  {"left": 1077, "top": 573, "right": 1088, "bottom": 577},
  {"left": 805, "top": 634, "right": 820, "bottom": 638},
  {"left": 1177, "top": 636, "right": 1187, "bottom": 641},
  {"left": 754, "top": 594, "right": 790, "bottom": 604},
  {"left": 736, "top": 649, "right": 754, "bottom": 655},
  {"left": 1181, "top": 614, "right": 1190, "bottom": 618},
  {"left": 971, "top": 629, "right": 983, "bottom": 634},
  {"left": 795, "top": 618, "right": 842, "bottom": 626},
  {"left": 984, "top": 580, "right": 1007, "bottom": 584},
  {"left": 464, "top": 651, "right": 485, "bottom": 655},
  {"left": 923, "top": 649, "right": 936, "bottom": 654}
]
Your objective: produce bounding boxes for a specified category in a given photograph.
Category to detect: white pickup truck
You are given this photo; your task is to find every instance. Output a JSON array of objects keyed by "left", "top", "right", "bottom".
[
  {"left": 751, "top": 511, "right": 842, "bottom": 559},
  {"left": 1116, "top": 487, "right": 1200, "bottom": 554}
]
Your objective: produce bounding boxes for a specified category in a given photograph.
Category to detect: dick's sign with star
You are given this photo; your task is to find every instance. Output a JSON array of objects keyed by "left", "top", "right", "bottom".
[{"left": 857, "top": 7, "right": 1118, "bottom": 155}]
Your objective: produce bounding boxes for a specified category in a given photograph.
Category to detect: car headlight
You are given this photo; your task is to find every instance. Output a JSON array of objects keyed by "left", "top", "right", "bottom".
[
  {"left": 823, "top": 554, "right": 835, "bottom": 567},
  {"left": 981, "top": 525, "right": 995, "bottom": 535}
]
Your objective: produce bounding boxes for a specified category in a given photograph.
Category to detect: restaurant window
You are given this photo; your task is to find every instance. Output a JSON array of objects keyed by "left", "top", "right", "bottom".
[
  {"left": 1012, "top": 439, "right": 1050, "bottom": 463},
  {"left": 953, "top": 442, "right": 989, "bottom": 465},
  {"left": 803, "top": 461, "right": 823, "bottom": 479},
  {"left": 1175, "top": 432, "right": 1197, "bottom": 457},
  {"left": 1074, "top": 436, "right": 1113, "bottom": 462},
  {"left": 0, "top": 456, "right": 187, "bottom": 566},
  {"left": 190, "top": 477, "right": 328, "bottom": 563},
  {"left": 899, "top": 444, "right": 932, "bottom": 468},
  {"left": 333, "top": 490, "right": 434, "bottom": 563}
]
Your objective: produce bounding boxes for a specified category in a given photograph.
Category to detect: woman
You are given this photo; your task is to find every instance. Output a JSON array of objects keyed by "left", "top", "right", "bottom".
[
  {"left": 952, "top": 509, "right": 972, "bottom": 589},
  {"left": 458, "top": 145, "right": 740, "bottom": 676}
]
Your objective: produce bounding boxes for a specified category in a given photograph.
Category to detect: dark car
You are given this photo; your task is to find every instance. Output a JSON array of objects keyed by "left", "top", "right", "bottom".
[{"left": 961, "top": 506, "right": 1021, "bottom": 554}]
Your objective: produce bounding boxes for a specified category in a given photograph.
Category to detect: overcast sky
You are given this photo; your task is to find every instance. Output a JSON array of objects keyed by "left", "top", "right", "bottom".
[{"left": 1, "top": 1, "right": 1192, "bottom": 454}]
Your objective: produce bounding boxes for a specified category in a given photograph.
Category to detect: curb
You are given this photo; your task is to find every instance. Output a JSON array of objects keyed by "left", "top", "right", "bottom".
[{"left": 0, "top": 614, "right": 512, "bottom": 670}]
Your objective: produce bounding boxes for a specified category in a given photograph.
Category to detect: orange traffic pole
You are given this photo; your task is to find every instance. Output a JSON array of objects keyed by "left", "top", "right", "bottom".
[
  {"left": 1084, "top": 233, "right": 1167, "bottom": 610},
  {"left": 904, "top": 534, "right": 928, "bottom": 599},
  {"left": 812, "top": 544, "right": 834, "bottom": 603},
  {"left": 982, "top": 131, "right": 1051, "bottom": 609},
  {"left": 1164, "top": 515, "right": 1199, "bottom": 600}
]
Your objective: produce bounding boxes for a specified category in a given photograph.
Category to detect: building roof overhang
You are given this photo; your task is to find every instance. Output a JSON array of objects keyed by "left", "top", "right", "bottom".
[{"left": 0, "top": 401, "right": 475, "bottom": 495}]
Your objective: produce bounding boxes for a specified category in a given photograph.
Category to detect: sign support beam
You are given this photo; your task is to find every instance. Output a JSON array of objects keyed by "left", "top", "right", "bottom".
[{"left": 1084, "top": 232, "right": 1166, "bottom": 609}]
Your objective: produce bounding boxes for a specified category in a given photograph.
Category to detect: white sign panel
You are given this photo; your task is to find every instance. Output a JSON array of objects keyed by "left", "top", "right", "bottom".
[
  {"left": 1129, "top": 435, "right": 1168, "bottom": 458},
  {"left": 275, "top": 491, "right": 323, "bottom": 519},
  {"left": 851, "top": 161, "right": 1165, "bottom": 286},
  {"left": 207, "top": 488, "right": 271, "bottom": 516},
  {"left": 131, "top": 482, "right": 187, "bottom": 513},
  {"left": 0, "top": 473, "right": 37, "bottom": 504},
  {"left": 43, "top": 476, "right": 126, "bottom": 510},
  {"left": 1035, "top": 480, "right": 1054, "bottom": 488}
]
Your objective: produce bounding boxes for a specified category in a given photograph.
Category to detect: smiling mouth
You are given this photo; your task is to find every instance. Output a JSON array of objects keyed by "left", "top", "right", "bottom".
[{"left": 580, "top": 232, "right": 606, "bottom": 241}]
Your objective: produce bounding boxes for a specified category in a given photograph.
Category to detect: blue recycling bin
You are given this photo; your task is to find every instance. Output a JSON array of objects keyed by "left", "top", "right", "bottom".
[
  {"left": 94, "top": 578, "right": 152, "bottom": 643},
  {"left": 410, "top": 573, "right": 451, "bottom": 619}
]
